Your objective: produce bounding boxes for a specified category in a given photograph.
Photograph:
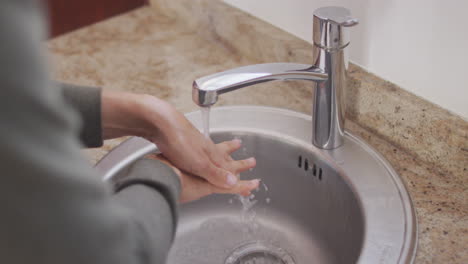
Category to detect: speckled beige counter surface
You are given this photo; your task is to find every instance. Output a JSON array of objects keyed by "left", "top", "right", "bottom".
[{"left": 48, "top": 1, "right": 467, "bottom": 263}]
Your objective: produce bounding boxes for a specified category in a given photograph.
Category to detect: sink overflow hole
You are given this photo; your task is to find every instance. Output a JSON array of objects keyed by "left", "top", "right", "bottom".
[{"left": 297, "top": 156, "right": 322, "bottom": 181}]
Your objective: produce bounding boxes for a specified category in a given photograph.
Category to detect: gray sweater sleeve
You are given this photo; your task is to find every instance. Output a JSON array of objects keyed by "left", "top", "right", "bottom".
[
  {"left": 57, "top": 82, "right": 103, "bottom": 148},
  {"left": 0, "top": 1, "right": 179, "bottom": 264}
]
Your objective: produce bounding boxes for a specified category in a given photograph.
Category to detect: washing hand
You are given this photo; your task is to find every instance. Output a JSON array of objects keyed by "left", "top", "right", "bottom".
[
  {"left": 101, "top": 90, "right": 259, "bottom": 197},
  {"left": 147, "top": 154, "right": 259, "bottom": 203}
]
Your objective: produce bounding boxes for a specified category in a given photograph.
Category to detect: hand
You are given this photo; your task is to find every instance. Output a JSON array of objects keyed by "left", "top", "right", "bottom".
[
  {"left": 146, "top": 102, "right": 257, "bottom": 189},
  {"left": 101, "top": 90, "right": 257, "bottom": 189},
  {"left": 147, "top": 154, "right": 260, "bottom": 203}
]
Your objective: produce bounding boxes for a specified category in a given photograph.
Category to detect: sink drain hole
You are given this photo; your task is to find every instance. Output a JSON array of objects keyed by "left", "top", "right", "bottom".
[{"left": 225, "top": 242, "right": 295, "bottom": 264}]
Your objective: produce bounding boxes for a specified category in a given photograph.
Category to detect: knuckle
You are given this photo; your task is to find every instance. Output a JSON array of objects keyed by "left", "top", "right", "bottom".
[
  {"left": 231, "top": 159, "right": 253, "bottom": 173},
  {"left": 207, "top": 165, "right": 222, "bottom": 179},
  {"left": 223, "top": 152, "right": 232, "bottom": 161},
  {"left": 228, "top": 141, "right": 237, "bottom": 149},
  {"left": 239, "top": 159, "right": 250, "bottom": 168},
  {"left": 197, "top": 160, "right": 211, "bottom": 173}
]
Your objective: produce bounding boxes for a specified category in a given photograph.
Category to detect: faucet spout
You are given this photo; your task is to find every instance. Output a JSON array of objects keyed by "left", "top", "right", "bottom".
[
  {"left": 192, "top": 6, "right": 357, "bottom": 149},
  {"left": 192, "top": 63, "right": 327, "bottom": 107}
]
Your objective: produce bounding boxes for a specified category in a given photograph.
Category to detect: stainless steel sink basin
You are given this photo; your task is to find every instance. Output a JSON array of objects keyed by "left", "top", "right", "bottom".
[{"left": 96, "top": 106, "right": 417, "bottom": 264}]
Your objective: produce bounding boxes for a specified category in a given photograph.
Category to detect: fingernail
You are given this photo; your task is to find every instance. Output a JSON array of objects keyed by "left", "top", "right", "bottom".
[
  {"left": 226, "top": 173, "right": 238, "bottom": 186},
  {"left": 248, "top": 157, "right": 256, "bottom": 165},
  {"left": 233, "top": 138, "right": 242, "bottom": 145}
]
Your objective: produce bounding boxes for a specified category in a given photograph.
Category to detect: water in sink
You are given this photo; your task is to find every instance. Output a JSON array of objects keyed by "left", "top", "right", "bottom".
[
  {"left": 102, "top": 106, "right": 415, "bottom": 263},
  {"left": 200, "top": 106, "right": 262, "bottom": 232},
  {"left": 199, "top": 107, "right": 298, "bottom": 263},
  {"left": 107, "top": 130, "right": 363, "bottom": 263},
  {"left": 166, "top": 123, "right": 362, "bottom": 263},
  {"left": 200, "top": 105, "right": 259, "bottom": 217},
  {"left": 169, "top": 215, "right": 309, "bottom": 264}
]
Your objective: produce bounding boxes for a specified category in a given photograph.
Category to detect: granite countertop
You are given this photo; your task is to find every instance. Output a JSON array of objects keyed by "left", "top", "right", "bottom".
[{"left": 48, "top": 4, "right": 467, "bottom": 264}]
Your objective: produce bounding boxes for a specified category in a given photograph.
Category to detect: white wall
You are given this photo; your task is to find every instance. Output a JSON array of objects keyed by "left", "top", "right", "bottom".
[{"left": 224, "top": 0, "right": 468, "bottom": 118}]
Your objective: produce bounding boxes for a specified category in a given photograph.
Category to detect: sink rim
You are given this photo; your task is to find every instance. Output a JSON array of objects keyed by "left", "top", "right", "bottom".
[{"left": 95, "top": 105, "right": 418, "bottom": 264}]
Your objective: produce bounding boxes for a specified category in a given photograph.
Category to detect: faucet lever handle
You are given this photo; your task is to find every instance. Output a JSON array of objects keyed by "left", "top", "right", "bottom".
[
  {"left": 336, "top": 17, "right": 359, "bottom": 27},
  {"left": 313, "top": 6, "right": 358, "bottom": 49},
  {"left": 314, "top": 6, "right": 358, "bottom": 26}
]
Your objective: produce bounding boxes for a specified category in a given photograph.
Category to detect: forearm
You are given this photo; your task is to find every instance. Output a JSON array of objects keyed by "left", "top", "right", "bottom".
[
  {"left": 0, "top": 0, "right": 179, "bottom": 263},
  {"left": 57, "top": 82, "right": 170, "bottom": 145},
  {"left": 100, "top": 90, "right": 162, "bottom": 140}
]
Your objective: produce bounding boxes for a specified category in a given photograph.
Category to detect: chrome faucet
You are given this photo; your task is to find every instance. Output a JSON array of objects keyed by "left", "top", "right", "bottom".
[{"left": 192, "top": 7, "right": 358, "bottom": 149}]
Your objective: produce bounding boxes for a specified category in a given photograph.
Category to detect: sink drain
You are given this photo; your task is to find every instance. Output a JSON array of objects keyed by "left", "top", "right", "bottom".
[{"left": 225, "top": 242, "right": 295, "bottom": 264}]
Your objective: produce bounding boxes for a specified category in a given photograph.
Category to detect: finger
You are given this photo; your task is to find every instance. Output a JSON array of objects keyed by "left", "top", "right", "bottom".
[
  {"left": 198, "top": 162, "right": 239, "bottom": 189},
  {"left": 179, "top": 175, "right": 216, "bottom": 203},
  {"left": 148, "top": 154, "right": 169, "bottom": 164},
  {"left": 216, "top": 139, "right": 242, "bottom": 155},
  {"left": 207, "top": 139, "right": 242, "bottom": 169},
  {"left": 212, "top": 179, "right": 260, "bottom": 196},
  {"left": 230, "top": 157, "right": 256, "bottom": 174},
  {"left": 144, "top": 153, "right": 161, "bottom": 160}
]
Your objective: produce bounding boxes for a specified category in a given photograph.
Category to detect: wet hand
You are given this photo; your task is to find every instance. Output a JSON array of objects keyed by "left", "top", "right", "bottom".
[
  {"left": 101, "top": 91, "right": 257, "bottom": 190},
  {"left": 142, "top": 98, "right": 257, "bottom": 189},
  {"left": 147, "top": 154, "right": 260, "bottom": 203}
]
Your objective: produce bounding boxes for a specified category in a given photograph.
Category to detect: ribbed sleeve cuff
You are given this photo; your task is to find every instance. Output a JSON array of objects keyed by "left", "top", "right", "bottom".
[
  {"left": 59, "top": 82, "right": 103, "bottom": 148},
  {"left": 113, "top": 158, "right": 181, "bottom": 227}
]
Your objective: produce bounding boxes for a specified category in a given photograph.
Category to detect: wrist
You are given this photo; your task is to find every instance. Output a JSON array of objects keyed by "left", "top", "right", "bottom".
[
  {"left": 137, "top": 94, "right": 176, "bottom": 141},
  {"left": 101, "top": 90, "right": 159, "bottom": 139}
]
